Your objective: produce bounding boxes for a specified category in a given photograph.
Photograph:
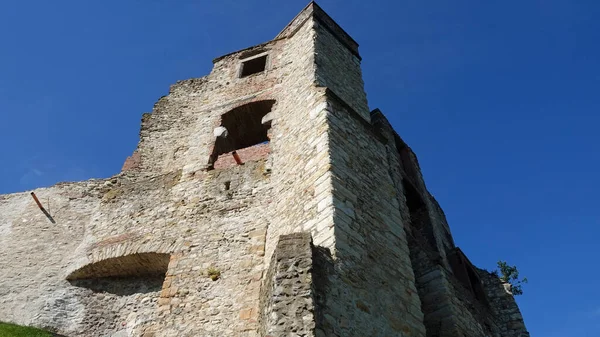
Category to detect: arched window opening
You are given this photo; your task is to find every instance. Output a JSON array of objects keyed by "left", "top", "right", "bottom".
[
  {"left": 209, "top": 100, "right": 275, "bottom": 170},
  {"left": 67, "top": 253, "right": 170, "bottom": 295}
]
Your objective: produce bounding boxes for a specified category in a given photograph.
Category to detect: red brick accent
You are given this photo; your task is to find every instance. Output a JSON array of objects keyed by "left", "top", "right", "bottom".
[
  {"left": 121, "top": 151, "right": 141, "bottom": 172},
  {"left": 213, "top": 143, "right": 270, "bottom": 170}
]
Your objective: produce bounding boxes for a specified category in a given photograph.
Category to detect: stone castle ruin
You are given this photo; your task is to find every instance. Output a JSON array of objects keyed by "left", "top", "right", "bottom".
[{"left": 0, "top": 2, "right": 529, "bottom": 336}]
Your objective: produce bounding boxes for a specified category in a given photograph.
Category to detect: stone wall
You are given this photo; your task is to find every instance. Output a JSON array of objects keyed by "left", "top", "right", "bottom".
[
  {"left": 315, "top": 95, "right": 427, "bottom": 336},
  {"left": 481, "top": 271, "right": 530, "bottom": 337},
  {"left": 373, "top": 109, "right": 529, "bottom": 337},
  {"left": 314, "top": 10, "right": 369, "bottom": 121},
  {"left": 0, "top": 157, "right": 275, "bottom": 336},
  {"left": 263, "top": 15, "right": 334, "bottom": 258},
  {"left": 0, "top": 181, "right": 102, "bottom": 335},
  {"left": 0, "top": 6, "right": 331, "bottom": 336},
  {"left": 0, "top": 3, "right": 529, "bottom": 337}
]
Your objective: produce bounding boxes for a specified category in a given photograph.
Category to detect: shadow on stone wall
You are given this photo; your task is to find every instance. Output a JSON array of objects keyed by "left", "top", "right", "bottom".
[
  {"left": 68, "top": 276, "right": 164, "bottom": 296},
  {"left": 258, "top": 233, "right": 317, "bottom": 337},
  {"left": 312, "top": 245, "right": 334, "bottom": 336},
  {"left": 67, "top": 253, "right": 171, "bottom": 280},
  {"left": 66, "top": 252, "right": 169, "bottom": 295}
]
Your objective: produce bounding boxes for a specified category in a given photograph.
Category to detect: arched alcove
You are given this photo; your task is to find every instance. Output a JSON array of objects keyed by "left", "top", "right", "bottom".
[
  {"left": 67, "top": 253, "right": 170, "bottom": 295},
  {"left": 67, "top": 253, "right": 170, "bottom": 280}
]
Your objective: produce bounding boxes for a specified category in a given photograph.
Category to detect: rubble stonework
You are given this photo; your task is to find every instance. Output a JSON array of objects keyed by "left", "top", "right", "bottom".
[{"left": 0, "top": 2, "right": 529, "bottom": 336}]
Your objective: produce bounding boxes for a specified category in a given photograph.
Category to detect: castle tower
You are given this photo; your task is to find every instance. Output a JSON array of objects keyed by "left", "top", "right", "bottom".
[{"left": 0, "top": 2, "right": 528, "bottom": 336}]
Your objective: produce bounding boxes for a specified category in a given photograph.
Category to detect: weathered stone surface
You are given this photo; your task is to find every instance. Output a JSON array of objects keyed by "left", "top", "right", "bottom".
[
  {"left": 259, "top": 233, "right": 315, "bottom": 337},
  {"left": 0, "top": 2, "right": 528, "bottom": 337}
]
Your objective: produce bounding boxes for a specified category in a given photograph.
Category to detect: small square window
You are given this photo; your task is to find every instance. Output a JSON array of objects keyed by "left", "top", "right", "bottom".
[{"left": 240, "top": 55, "right": 267, "bottom": 77}]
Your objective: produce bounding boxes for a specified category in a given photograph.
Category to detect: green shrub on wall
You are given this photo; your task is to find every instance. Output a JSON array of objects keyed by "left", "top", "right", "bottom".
[{"left": 493, "top": 260, "right": 528, "bottom": 296}]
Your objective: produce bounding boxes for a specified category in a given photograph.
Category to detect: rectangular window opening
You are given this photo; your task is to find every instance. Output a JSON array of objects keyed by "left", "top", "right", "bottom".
[{"left": 240, "top": 55, "right": 267, "bottom": 77}]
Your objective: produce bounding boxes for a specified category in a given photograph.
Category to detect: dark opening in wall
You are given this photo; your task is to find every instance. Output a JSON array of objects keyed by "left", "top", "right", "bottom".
[
  {"left": 395, "top": 134, "right": 420, "bottom": 185},
  {"left": 448, "top": 248, "right": 489, "bottom": 305},
  {"left": 467, "top": 267, "right": 486, "bottom": 301},
  {"left": 209, "top": 100, "right": 275, "bottom": 169},
  {"left": 67, "top": 253, "right": 170, "bottom": 295},
  {"left": 402, "top": 179, "right": 438, "bottom": 252},
  {"left": 69, "top": 276, "right": 164, "bottom": 295},
  {"left": 240, "top": 55, "right": 267, "bottom": 77}
]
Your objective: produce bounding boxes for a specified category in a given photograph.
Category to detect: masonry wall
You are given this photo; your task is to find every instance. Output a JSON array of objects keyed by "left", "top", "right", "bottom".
[
  {"left": 481, "top": 271, "right": 530, "bottom": 337},
  {"left": 311, "top": 96, "right": 426, "bottom": 337},
  {"left": 258, "top": 232, "right": 316, "bottom": 337},
  {"left": 0, "top": 181, "right": 102, "bottom": 333},
  {"left": 0, "top": 159, "right": 275, "bottom": 336},
  {"left": 263, "top": 16, "right": 335, "bottom": 258},
  {"left": 0, "top": 3, "right": 529, "bottom": 337},
  {"left": 0, "top": 6, "right": 336, "bottom": 337},
  {"left": 313, "top": 8, "right": 369, "bottom": 122},
  {"left": 371, "top": 113, "right": 529, "bottom": 337}
]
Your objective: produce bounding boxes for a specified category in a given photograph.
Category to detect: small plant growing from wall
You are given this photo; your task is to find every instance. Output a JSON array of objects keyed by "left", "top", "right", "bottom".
[
  {"left": 207, "top": 267, "right": 221, "bottom": 281},
  {"left": 493, "top": 261, "right": 528, "bottom": 295}
]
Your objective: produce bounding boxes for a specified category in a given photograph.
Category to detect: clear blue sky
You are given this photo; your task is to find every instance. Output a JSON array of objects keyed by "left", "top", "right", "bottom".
[{"left": 1, "top": 0, "right": 599, "bottom": 335}]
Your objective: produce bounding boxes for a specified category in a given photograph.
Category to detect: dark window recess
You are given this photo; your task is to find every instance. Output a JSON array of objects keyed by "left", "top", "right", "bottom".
[
  {"left": 448, "top": 248, "right": 489, "bottom": 305},
  {"left": 395, "top": 134, "right": 420, "bottom": 184},
  {"left": 403, "top": 179, "right": 438, "bottom": 252},
  {"left": 240, "top": 55, "right": 267, "bottom": 77},
  {"left": 208, "top": 100, "right": 275, "bottom": 168}
]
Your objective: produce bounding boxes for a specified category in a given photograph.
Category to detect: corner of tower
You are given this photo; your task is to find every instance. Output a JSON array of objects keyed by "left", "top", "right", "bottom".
[
  {"left": 208, "top": 2, "right": 370, "bottom": 124},
  {"left": 276, "top": 1, "right": 371, "bottom": 122},
  {"left": 276, "top": 2, "right": 360, "bottom": 58}
]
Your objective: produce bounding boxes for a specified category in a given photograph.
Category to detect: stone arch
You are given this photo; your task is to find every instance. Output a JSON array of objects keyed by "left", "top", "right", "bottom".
[
  {"left": 67, "top": 234, "right": 178, "bottom": 272},
  {"left": 65, "top": 237, "right": 182, "bottom": 295},
  {"left": 63, "top": 242, "right": 179, "bottom": 334}
]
